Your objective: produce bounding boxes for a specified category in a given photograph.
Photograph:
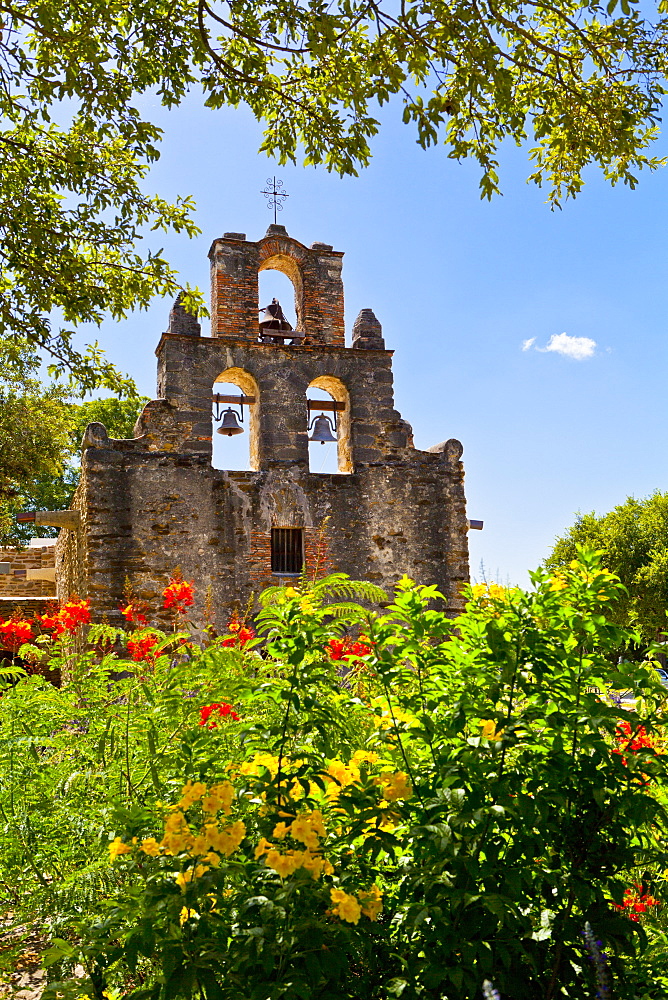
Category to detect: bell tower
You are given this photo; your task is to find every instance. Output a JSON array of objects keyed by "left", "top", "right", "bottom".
[{"left": 57, "top": 225, "right": 472, "bottom": 627}]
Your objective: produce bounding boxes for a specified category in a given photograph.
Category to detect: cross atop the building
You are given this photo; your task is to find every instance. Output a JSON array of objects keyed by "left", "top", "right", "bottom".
[{"left": 261, "top": 176, "right": 289, "bottom": 225}]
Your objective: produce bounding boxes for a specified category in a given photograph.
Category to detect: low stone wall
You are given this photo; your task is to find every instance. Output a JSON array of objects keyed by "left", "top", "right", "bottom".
[{"left": 0, "top": 544, "right": 57, "bottom": 615}]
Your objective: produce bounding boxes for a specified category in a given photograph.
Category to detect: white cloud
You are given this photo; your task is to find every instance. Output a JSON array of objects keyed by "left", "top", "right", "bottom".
[{"left": 521, "top": 332, "right": 597, "bottom": 361}]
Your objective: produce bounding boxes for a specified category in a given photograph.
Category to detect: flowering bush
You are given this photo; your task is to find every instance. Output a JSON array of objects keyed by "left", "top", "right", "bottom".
[
  {"left": 120, "top": 601, "right": 148, "bottom": 627},
  {"left": 220, "top": 620, "right": 255, "bottom": 647},
  {"left": 162, "top": 575, "right": 195, "bottom": 614},
  {"left": 126, "top": 632, "right": 160, "bottom": 662},
  {"left": 199, "top": 701, "right": 240, "bottom": 726},
  {"left": 0, "top": 615, "right": 33, "bottom": 650},
  {"left": 612, "top": 884, "right": 660, "bottom": 921},
  {"left": 2, "top": 555, "right": 668, "bottom": 1000},
  {"left": 39, "top": 597, "right": 91, "bottom": 636}
]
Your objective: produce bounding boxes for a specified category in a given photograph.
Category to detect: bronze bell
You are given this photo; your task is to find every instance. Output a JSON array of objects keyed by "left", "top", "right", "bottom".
[
  {"left": 217, "top": 408, "right": 244, "bottom": 436},
  {"left": 308, "top": 414, "right": 337, "bottom": 445},
  {"left": 259, "top": 297, "right": 293, "bottom": 335}
]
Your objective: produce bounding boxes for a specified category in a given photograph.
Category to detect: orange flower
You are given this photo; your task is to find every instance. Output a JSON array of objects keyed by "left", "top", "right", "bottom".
[
  {"left": 120, "top": 602, "right": 148, "bottom": 627},
  {"left": 0, "top": 617, "right": 33, "bottom": 650},
  {"left": 220, "top": 623, "right": 255, "bottom": 648},
  {"left": 38, "top": 598, "right": 90, "bottom": 637},
  {"left": 162, "top": 577, "right": 194, "bottom": 613},
  {"left": 127, "top": 633, "right": 160, "bottom": 662}
]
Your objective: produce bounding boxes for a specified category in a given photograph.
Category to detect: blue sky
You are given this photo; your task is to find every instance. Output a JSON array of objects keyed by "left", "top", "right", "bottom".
[{"left": 85, "top": 93, "right": 668, "bottom": 587}]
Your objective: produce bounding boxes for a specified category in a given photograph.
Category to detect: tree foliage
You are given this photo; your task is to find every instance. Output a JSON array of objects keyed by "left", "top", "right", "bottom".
[
  {"left": 0, "top": 359, "right": 149, "bottom": 545},
  {"left": 0, "top": 0, "right": 667, "bottom": 388},
  {"left": 547, "top": 491, "right": 668, "bottom": 643}
]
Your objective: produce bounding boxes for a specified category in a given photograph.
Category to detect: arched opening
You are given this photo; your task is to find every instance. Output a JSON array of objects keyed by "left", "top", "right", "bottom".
[
  {"left": 212, "top": 368, "right": 260, "bottom": 472},
  {"left": 258, "top": 269, "right": 298, "bottom": 331},
  {"left": 307, "top": 376, "right": 352, "bottom": 475},
  {"left": 259, "top": 253, "right": 304, "bottom": 333}
]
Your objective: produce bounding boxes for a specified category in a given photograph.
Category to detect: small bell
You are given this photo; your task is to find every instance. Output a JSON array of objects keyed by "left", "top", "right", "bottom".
[
  {"left": 216, "top": 408, "right": 244, "bottom": 436},
  {"left": 308, "top": 413, "right": 337, "bottom": 445}
]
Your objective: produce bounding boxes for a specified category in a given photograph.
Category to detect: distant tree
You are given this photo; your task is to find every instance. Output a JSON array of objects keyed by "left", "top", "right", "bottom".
[
  {"left": 0, "top": 341, "right": 72, "bottom": 504},
  {"left": 1, "top": 1, "right": 668, "bottom": 392},
  {"left": 546, "top": 492, "right": 668, "bottom": 644},
  {"left": 0, "top": 352, "right": 149, "bottom": 546}
]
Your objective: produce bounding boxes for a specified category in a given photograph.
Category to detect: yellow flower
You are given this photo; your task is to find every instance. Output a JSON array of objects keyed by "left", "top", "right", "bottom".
[
  {"left": 179, "top": 906, "right": 197, "bottom": 925},
  {"left": 239, "top": 752, "right": 280, "bottom": 778},
  {"left": 291, "top": 811, "right": 326, "bottom": 850},
  {"left": 325, "top": 759, "right": 360, "bottom": 798},
  {"left": 352, "top": 750, "right": 380, "bottom": 765},
  {"left": 378, "top": 771, "right": 413, "bottom": 802},
  {"left": 298, "top": 849, "right": 333, "bottom": 880},
  {"left": 307, "top": 809, "right": 327, "bottom": 837},
  {"left": 371, "top": 699, "right": 415, "bottom": 731},
  {"left": 471, "top": 583, "right": 487, "bottom": 598},
  {"left": 480, "top": 720, "right": 504, "bottom": 741},
  {"left": 330, "top": 888, "right": 362, "bottom": 924},
  {"left": 210, "top": 820, "right": 246, "bottom": 857},
  {"left": 108, "top": 837, "right": 132, "bottom": 861},
  {"left": 272, "top": 821, "right": 291, "bottom": 839},
  {"left": 161, "top": 811, "right": 193, "bottom": 855},
  {"left": 549, "top": 575, "right": 568, "bottom": 592},
  {"left": 139, "top": 837, "right": 161, "bottom": 857},
  {"left": 202, "top": 780, "right": 234, "bottom": 815},
  {"left": 299, "top": 599, "right": 315, "bottom": 613},
  {"left": 175, "top": 869, "right": 192, "bottom": 890},
  {"left": 190, "top": 834, "right": 208, "bottom": 855},
  {"left": 175, "top": 864, "right": 209, "bottom": 890},
  {"left": 178, "top": 780, "right": 207, "bottom": 809},
  {"left": 164, "top": 810, "right": 189, "bottom": 833},
  {"left": 359, "top": 885, "right": 383, "bottom": 921},
  {"left": 265, "top": 849, "right": 300, "bottom": 878},
  {"left": 285, "top": 586, "right": 298, "bottom": 598},
  {"left": 202, "top": 851, "right": 221, "bottom": 868},
  {"left": 254, "top": 836, "right": 274, "bottom": 859}
]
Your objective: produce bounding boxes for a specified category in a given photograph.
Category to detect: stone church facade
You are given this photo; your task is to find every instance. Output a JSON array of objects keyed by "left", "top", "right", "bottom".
[{"left": 55, "top": 225, "right": 471, "bottom": 628}]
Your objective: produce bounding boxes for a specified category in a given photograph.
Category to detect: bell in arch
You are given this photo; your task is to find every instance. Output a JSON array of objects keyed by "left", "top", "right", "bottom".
[
  {"left": 259, "top": 298, "right": 293, "bottom": 337},
  {"left": 308, "top": 413, "right": 337, "bottom": 445},
  {"left": 216, "top": 407, "right": 244, "bottom": 436}
]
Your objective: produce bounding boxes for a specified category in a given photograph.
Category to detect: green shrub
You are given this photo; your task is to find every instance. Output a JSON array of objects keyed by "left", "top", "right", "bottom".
[{"left": 2, "top": 555, "right": 668, "bottom": 999}]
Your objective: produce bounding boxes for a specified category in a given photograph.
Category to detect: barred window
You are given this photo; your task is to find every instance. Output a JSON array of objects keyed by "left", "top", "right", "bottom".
[{"left": 271, "top": 528, "right": 304, "bottom": 575}]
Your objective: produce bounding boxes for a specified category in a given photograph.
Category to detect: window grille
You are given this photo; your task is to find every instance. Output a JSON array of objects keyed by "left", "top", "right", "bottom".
[{"left": 271, "top": 528, "right": 304, "bottom": 575}]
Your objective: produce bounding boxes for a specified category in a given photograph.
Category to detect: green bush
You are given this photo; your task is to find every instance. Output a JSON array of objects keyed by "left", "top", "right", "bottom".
[{"left": 2, "top": 555, "right": 668, "bottom": 999}]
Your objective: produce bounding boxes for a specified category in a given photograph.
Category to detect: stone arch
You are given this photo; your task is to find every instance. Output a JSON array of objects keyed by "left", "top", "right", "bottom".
[
  {"left": 213, "top": 367, "right": 260, "bottom": 471},
  {"left": 258, "top": 252, "right": 305, "bottom": 331},
  {"left": 308, "top": 375, "right": 352, "bottom": 474}
]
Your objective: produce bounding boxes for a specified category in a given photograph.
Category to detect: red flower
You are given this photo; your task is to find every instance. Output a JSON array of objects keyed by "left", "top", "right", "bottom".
[
  {"left": 162, "top": 577, "right": 194, "bottom": 613},
  {"left": 220, "top": 622, "right": 255, "bottom": 648},
  {"left": 326, "top": 637, "right": 372, "bottom": 661},
  {"left": 0, "top": 617, "right": 33, "bottom": 650},
  {"left": 120, "top": 602, "right": 148, "bottom": 627},
  {"left": 612, "top": 885, "right": 660, "bottom": 921},
  {"left": 38, "top": 598, "right": 90, "bottom": 637},
  {"left": 199, "top": 702, "right": 240, "bottom": 727},
  {"left": 127, "top": 633, "right": 160, "bottom": 662},
  {"left": 613, "top": 721, "right": 658, "bottom": 765}
]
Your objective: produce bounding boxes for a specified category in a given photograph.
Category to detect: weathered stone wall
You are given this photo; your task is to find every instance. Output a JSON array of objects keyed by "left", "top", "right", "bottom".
[
  {"left": 62, "top": 329, "right": 469, "bottom": 627},
  {"left": 57, "top": 226, "right": 471, "bottom": 626},
  {"left": 55, "top": 474, "right": 89, "bottom": 603},
  {"left": 0, "top": 545, "right": 56, "bottom": 599},
  {"left": 0, "top": 544, "right": 56, "bottom": 620}
]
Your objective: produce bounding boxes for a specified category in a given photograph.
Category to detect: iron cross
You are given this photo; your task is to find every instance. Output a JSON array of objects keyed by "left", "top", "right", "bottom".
[{"left": 261, "top": 176, "right": 289, "bottom": 225}]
